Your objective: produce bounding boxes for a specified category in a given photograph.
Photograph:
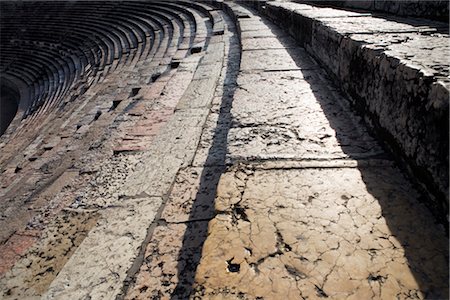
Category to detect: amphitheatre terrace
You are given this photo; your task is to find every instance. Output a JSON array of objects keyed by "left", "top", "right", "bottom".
[{"left": 0, "top": 0, "right": 448, "bottom": 299}]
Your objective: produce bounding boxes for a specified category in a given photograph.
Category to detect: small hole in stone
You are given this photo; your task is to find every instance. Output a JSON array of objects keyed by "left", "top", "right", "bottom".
[
  {"left": 368, "top": 274, "right": 385, "bottom": 282},
  {"left": 93, "top": 110, "right": 102, "bottom": 121},
  {"left": 110, "top": 100, "right": 122, "bottom": 111},
  {"left": 151, "top": 73, "right": 161, "bottom": 82},
  {"left": 190, "top": 46, "right": 202, "bottom": 54},
  {"left": 130, "top": 87, "right": 141, "bottom": 97},
  {"left": 228, "top": 263, "right": 240, "bottom": 273},
  {"left": 139, "top": 286, "right": 148, "bottom": 293},
  {"left": 226, "top": 259, "right": 240, "bottom": 273}
]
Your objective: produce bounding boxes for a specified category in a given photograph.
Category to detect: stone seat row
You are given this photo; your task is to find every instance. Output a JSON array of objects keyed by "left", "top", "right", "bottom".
[
  {"left": 0, "top": 1, "right": 209, "bottom": 141},
  {"left": 0, "top": 0, "right": 218, "bottom": 248},
  {"left": 0, "top": 0, "right": 214, "bottom": 172}
]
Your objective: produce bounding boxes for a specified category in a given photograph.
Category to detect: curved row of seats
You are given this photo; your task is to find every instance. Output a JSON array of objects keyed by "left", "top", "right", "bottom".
[
  {"left": 0, "top": 0, "right": 210, "bottom": 144},
  {"left": 0, "top": 0, "right": 222, "bottom": 251}
]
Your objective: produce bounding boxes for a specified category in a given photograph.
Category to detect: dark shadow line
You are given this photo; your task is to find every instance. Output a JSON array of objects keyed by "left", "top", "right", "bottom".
[{"left": 171, "top": 8, "right": 242, "bottom": 299}]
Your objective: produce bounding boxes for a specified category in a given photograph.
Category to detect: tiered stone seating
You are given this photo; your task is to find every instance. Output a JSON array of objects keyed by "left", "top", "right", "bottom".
[
  {"left": 0, "top": 1, "right": 447, "bottom": 299},
  {"left": 0, "top": 4, "right": 223, "bottom": 296}
]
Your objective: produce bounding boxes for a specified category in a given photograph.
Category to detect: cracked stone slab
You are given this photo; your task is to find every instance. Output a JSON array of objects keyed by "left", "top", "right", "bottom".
[
  {"left": 125, "top": 167, "right": 225, "bottom": 299},
  {"left": 176, "top": 77, "right": 221, "bottom": 109},
  {"left": 124, "top": 108, "right": 209, "bottom": 197},
  {"left": 125, "top": 222, "right": 208, "bottom": 300},
  {"left": 228, "top": 70, "right": 384, "bottom": 162},
  {"left": 264, "top": 0, "right": 449, "bottom": 211},
  {"left": 194, "top": 166, "right": 449, "bottom": 299},
  {"left": 43, "top": 197, "right": 163, "bottom": 300},
  {"left": 319, "top": 16, "right": 440, "bottom": 34},
  {"left": 161, "top": 167, "right": 222, "bottom": 223},
  {"left": 192, "top": 110, "right": 231, "bottom": 167},
  {"left": 242, "top": 36, "right": 299, "bottom": 51},
  {"left": 351, "top": 32, "right": 449, "bottom": 77},
  {"left": 239, "top": 24, "right": 289, "bottom": 38}
]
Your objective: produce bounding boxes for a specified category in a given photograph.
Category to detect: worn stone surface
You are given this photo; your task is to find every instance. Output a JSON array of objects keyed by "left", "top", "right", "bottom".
[
  {"left": 126, "top": 222, "right": 209, "bottom": 300},
  {"left": 124, "top": 9, "right": 241, "bottom": 300},
  {"left": 228, "top": 70, "right": 384, "bottom": 162},
  {"left": 240, "top": 48, "right": 318, "bottom": 71},
  {"left": 161, "top": 167, "right": 222, "bottom": 223},
  {"left": 0, "top": 1, "right": 448, "bottom": 300},
  {"left": 300, "top": 0, "right": 449, "bottom": 22},
  {"left": 0, "top": 1, "right": 228, "bottom": 299},
  {"left": 43, "top": 197, "right": 163, "bottom": 300},
  {"left": 192, "top": 3, "right": 448, "bottom": 300},
  {"left": 264, "top": 0, "right": 449, "bottom": 215},
  {"left": 194, "top": 166, "right": 449, "bottom": 300},
  {"left": 0, "top": 210, "right": 99, "bottom": 298}
]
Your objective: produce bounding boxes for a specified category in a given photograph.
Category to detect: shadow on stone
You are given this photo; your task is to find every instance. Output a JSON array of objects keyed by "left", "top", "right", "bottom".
[
  {"left": 279, "top": 21, "right": 449, "bottom": 300},
  {"left": 171, "top": 14, "right": 241, "bottom": 300}
]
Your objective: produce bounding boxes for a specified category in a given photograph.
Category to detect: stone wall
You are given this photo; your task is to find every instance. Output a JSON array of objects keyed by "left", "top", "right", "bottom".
[{"left": 296, "top": 0, "right": 449, "bottom": 22}]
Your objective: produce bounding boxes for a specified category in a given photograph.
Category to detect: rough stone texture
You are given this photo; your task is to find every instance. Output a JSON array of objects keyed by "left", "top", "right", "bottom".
[
  {"left": 264, "top": 1, "right": 449, "bottom": 217},
  {"left": 1, "top": 1, "right": 448, "bottom": 300},
  {"left": 195, "top": 166, "right": 449, "bottom": 300},
  {"left": 0, "top": 210, "right": 99, "bottom": 298},
  {"left": 43, "top": 197, "right": 163, "bottom": 300},
  {"left": 297, "top": 0, "right": 449, "bottom": 22},
  {"left": 192, "top": 3, "right": 448, "bottom": 300},
  {"left": 228, "top": 70, "right": 384, "bottom": 163},
  {"left": 124, "top": 10, "right": 241, "bottom": 299},
  {"left": 0, "top": 1, "right": 229, "bottom": 299},
  {"left": 126, "top": 221, "right": 209, "bottom": 300}
]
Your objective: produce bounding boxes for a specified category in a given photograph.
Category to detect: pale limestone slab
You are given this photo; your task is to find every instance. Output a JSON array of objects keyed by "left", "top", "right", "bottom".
[
  {"left": 195, "top": 167, "right": 449, "bottom": 299},
  {"left": 228, "top": 70, "right": 384, "bottom": 162},
  {"left": 123, "top": 108, "right": 208, "bottom": 197},
  {"left": 43, "top": 197, "right": 163, "bottom": 300}
]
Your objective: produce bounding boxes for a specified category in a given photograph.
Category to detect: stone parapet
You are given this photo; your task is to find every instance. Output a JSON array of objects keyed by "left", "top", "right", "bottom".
[{"left": 296, "top": 0, "right": 449, "bottom": 23}]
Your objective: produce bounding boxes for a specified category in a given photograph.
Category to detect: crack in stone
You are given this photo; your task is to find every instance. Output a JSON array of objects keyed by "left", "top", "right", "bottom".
[{"left": 314, "top": 284, "right": 329, "bottom": 298}]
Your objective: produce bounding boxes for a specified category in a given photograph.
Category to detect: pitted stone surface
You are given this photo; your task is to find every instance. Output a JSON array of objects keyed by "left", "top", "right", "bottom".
[
  {"left": 161, "top": 167, "right": 222, "bottom": 223},
  {"left": 0, "top": 1, "right": 231, "bottom": 299},
  {"left": 194, "top": 166, "right": 449, "bottom": 299},
  {"left": 241, "top": 48, "right": 318, "bottom": 71},
  {"left": 351, "top": 32, "right": 449, "bottom": 77},
  {"left": 125, "top": 222, "right": 209, "bottom": 300},
  {"left": 0, "top": 210, "right": 98, "bottom": 298},
  {"left": 43, "top": 197, "right": 163, "bottom": 300}
]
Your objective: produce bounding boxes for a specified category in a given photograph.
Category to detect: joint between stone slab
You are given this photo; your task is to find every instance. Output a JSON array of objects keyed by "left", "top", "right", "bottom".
[
  {"left": 116, "top": 155, "right": 188, "bottom": 299},
  {"left": 225, "top": 157, "right": 395, "bottom": 170},
  {"left": 163, "top": 218, "right": 214, "bottom": 225}
]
